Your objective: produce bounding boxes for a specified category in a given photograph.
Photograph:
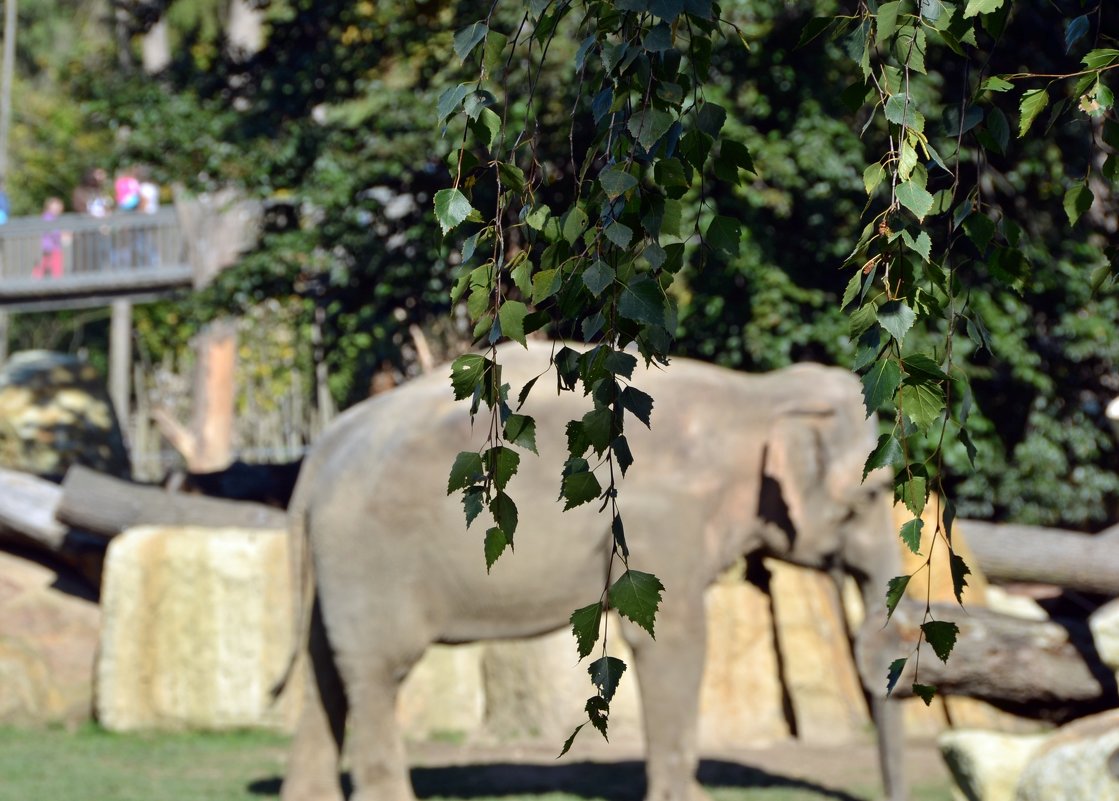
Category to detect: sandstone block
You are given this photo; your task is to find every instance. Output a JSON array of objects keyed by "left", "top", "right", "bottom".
[
  {"left": 96, "top": 525, "right": 296, "bottom": 731},
  {"left": 1090, "top": 598, "right": 1119, "bottom": 674},
  {"left": 767, "top": 560, "right": 868, "bottom": 744},
  {"left": 0, "top": 550, "right": 100, "bottom": 725},
  {"left": 1015, "top": 709, "right": 1119, "bottom": 801},
  {"left": 939, "top": 729, "right": 1047, "bottom": 801}
]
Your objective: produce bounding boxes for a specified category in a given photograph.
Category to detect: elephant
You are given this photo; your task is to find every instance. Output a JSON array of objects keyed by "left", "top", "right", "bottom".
[{"left": 276, "top": 341, "right": 907, "bottom": 801}]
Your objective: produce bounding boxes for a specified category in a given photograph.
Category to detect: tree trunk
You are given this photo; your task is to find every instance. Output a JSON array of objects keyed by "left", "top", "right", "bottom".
[
  {"left": 856, "top": 600, "right": 1119, "bottom": 722},
  {"left": 960, "top": 520, "right": 1119, "bottom": 596},
  {"left": 0, "top": 0, "right": 18, "bottom": 182},
  {"left": 56, "top": 464, "right": 287, "bottom": 537}
]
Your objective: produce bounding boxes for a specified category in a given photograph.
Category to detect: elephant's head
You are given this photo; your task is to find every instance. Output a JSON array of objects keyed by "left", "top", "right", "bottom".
[{"left": 756, "top": 387, "right": 895, "bottom": 589}]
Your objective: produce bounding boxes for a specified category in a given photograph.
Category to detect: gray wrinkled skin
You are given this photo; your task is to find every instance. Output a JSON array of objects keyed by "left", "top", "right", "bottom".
[{"left": 279, "top": 342, "right": 906, "bottom": 801}]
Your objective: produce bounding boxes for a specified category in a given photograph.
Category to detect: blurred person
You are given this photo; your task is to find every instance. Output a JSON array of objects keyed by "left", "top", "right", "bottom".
[{"left": 31, "top": 197, "right": 65, "bottom": 279}]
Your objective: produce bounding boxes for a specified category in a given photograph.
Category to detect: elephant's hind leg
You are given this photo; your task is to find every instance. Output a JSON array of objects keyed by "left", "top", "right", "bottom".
[
  {"left": 626, "top": 591, "right": 711, "bottom": 801},
  {"left": 344, "top": 647, "right": 426, "bottom": 801},
  {"left": 282, "top": 601, "right": 348, "bottom": 801}
]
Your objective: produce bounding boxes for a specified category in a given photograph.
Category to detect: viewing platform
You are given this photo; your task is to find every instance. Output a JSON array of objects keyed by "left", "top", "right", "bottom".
[{"left": 0, "top": 208, "right": 191, "bottom": 312}]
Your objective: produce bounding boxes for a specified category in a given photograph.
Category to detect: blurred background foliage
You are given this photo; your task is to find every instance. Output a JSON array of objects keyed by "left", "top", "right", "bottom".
[{"left": 3, "top": 0, "right": 1117, "bottom": 527}]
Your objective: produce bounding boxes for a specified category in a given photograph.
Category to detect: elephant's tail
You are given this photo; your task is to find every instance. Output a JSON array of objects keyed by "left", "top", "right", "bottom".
[{"left": 271, "top": 505, "right": 314, "bottom": 701}]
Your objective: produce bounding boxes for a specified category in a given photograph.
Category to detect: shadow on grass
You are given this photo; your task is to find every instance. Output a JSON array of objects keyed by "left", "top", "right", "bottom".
[{"left": 248, "top": 758, "right": 865, "bottom": 801}]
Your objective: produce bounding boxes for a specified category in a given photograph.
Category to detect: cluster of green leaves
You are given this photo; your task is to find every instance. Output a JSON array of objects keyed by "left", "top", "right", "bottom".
[
  {"left": 832, "top": 0, "right": 1118, "bottom": 701},
  {"left": 441, "top": 0, "right": 756, "bottom": 748}
]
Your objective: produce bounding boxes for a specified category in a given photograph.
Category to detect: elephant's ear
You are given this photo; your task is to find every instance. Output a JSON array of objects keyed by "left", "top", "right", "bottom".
[{"left": 760, "top": 405, "right": 835, "bottom": 541}]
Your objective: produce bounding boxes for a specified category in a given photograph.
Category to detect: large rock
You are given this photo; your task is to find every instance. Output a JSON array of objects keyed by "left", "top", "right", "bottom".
[
  {"left": 1015, "top": 709, "right": 1119, "bottom": 801},
  {"left": 767, "top": 560, "right": 869, "bottom": 744},
  {"left": 0, "top": 351, "right": 130, "bottom": 480},
  {"left": 398, "top": 644, "right": 486, "bottom": 741},
  {"left": 96, "top": 525, "right": 297, "bottom": 731},
  {"left": 0, "top": 550, "right": 100, "bottom": 725},
  {"left": 939, "top": 729, "right": 1048, "bottom": 801},
  {"left": 1090, "top": 598, "right": 1119, "bottom": 674}
]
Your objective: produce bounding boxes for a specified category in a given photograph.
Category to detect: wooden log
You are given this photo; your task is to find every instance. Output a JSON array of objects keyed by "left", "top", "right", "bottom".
[
  {"left": 0, "top": 467, "right": 109, "bottom": 589},
  {"left": 57, "top": 465, "right": 287, "bottom": 537},
  {"left": 959, "top": 520, "right": 1119, "bottom": 596},
  {"left": 856, "top": 601, "right": 1118, "bottom": 722}
]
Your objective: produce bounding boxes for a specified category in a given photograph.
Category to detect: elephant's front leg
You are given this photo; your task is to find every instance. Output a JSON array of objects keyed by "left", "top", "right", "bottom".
[
  {"left": 343, "top": 654, "right": 420, "bottom": 801},
  {"left": 282, "top": 602, "right": 347, "bottom": 801},
  {"left": 626, "top": 590, "right": 710, "bottom": 801}
]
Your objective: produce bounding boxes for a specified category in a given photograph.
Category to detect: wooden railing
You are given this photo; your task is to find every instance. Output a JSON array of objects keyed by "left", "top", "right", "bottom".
[{"left": 0, "top": 208, "right": 192, "bottom": 309}]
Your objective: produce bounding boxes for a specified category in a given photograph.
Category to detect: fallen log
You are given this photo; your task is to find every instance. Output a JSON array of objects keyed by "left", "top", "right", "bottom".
[
  {"left": 0, "top": 467, "right": 109, "bottom": 589},
  {"left": 856, "top": 601, "right": 1119, "bottom": 722},
  {"left": 57, "top": 464, "right": 287, "bottom": 537},
  {"left": 959, "top": 520, "right": 1119, "bottom": 596}
]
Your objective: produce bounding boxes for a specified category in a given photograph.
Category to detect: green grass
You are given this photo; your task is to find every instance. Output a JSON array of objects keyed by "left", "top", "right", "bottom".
[{"left": 0, "top": 725, "right": 951, "bottom": 801}]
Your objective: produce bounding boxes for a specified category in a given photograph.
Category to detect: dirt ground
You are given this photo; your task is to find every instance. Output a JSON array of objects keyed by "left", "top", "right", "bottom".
[{"left": 400, "top": 736, "right": 952, "bottom": 800}]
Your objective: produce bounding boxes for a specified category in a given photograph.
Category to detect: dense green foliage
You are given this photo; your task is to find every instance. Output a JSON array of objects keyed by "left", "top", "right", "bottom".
[{"left": 5, "top": 0, "right": 1117, "bottom": 530}]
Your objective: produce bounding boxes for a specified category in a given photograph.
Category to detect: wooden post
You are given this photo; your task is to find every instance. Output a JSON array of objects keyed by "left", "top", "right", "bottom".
[
  {"left": 109, "top": 299, "right": 132, "bottom": 425},
  {"left": 0, "top": 309, "right": 9, "bottom": 365}
]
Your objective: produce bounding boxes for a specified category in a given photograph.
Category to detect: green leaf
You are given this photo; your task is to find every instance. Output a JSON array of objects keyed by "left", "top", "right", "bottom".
[
  {"left": 878, "top": 300, "right": 917, "bottom": 343},
  {"left": 963, "top": 213, "right": 996, "bottom": 254},
  {"left": 981, "top": 76, "right": 1014, "bottom": 93},
  {"left": 562, "top": 470, "right": 603, "bottom": 510},
  {"left": 863, "top": 163, "right": 886, "bottom": 195},
  {"left": 900, "top": 380, "right": 946, "bottom": 429},
  {"left": 605, "top": 221, "right": 634, "bottom": 249},
  {"left": 558, "top": 723, "right": 587, "bottom": 758},
  {"left": 885, "top": 575, "right": 910, "bottom": 621},
  {"left": 621, "top": 386, "right": 654, "bottom": 427},
  {"left": 1018, "top": 88, "right": 1049, "bottom": 138},
  {"left": 483, "top": 29, "right": 508, "bottom": 73},
  {"left": 600, "top": 167, "right": 639, "bottom": 199},
  {"left": 899, "top": 517, "right": 924, "bottom": 554},
  {"left": 589, "top": 656, "right": 627, "bottom": 702},
  {"left": 643, "top": 22, "right": 673, "bottom": 51},
  {"left": 608, "top": 570, "right": 665, "bottom": 637},
  {"left": 895, "top": 180, "right": 934, "bottom": 221},
  {"left": 484, "top": 527, "right": 508, "bottom": 572},
  {"left": 903, "top": 353, "right": 950, "bottom": 382},
  {"left": 454, "top": 22, "right": 488, "bottom": 63},
  {"left": 582, "top": 260, "right": 615, "bottom": 298},
  {"left": 865, "top": 433, "right": 904, "bottom": 479},
  {"left": 959, "top": 425, "right": 978, "bottom": 468},
  {"left": 485, "top": 446, "right": 520, "bottom": 491},
  {"left": 705, "top": 215, "right": 741, "bottom": 256},
  {"left": 563, "top": 207, "right": 589, "bottom": 244},
  {"left": 531, "top": 269, "right": 561, "bottom": 304},
  {"left": 1064, "top": 183, "right": 1094, "bottom": 226},
  {"left": 611, "top": 514, "right": 630, "bottom": 558},
  {"left": 614, "top": 435, "right": 634, "bottom": 476},
  {"left": 628, "top": 108, "right": 675, "bottom": 150},
  {"left": 719, "top": 139, "right": 756, "bottom": 175},
  {"left": 504, "top": 414, "right": 537, "bottom": 454},
  {"left": 437, "top": 83, "right": 469, "bottom": 123},
  {"left": 586, "top": 695, "right": 610, "bottom": 739},
  {"left": 490, "top": 492, "right": 518, "bottom": 539},
  {"left": 570, "top": 603, "right": 603, "bottom": 659},
  {"left": 849, "top": 302, "right": 879, "bottom": 338},
  {"left": 950, "top": 551, "right": 971, "bottom": 605},
  {"left": 886, "top": 657, "right": 907, "bottom": 697},
  {"left": 912, "top": 683, "right": 937, "bottom": 705},
  {"left": 963, "top": 0, "right": 1003, "bottom": 18},
  {"left": 498, "top": 161, "right": 526, "bottom": 191},
  {"left": 900, "top": 472, "right": 928, "bottom": 518},
  {"left": 498, "top": 300, "right": 530, "bottom": 346},
  {"left": 1083, "top": 48, "right": 1119, "bottom": 70},
  {"left": 581, "top": 407, "right": 615, "bottom": 454},
  {"left": 903, "top": 230, "right": 932, "bottom": 262},
  {"left": 884, "top": 94, "right": 925, "bottom": 133},
  {"left": 922, "top": 620, "right": 959, "bottom": 662},
  {"left": 876, "top": 1, "right": 902, "bottom": 40},
  {"left": 434, "top": 188, "right": 476, "bottom": 236},
  {"left": 986, "top": 106, "right": 1010, "bottom": 154},
  {"left": 654, "top": 158, "right": 690, "bottom": 191},
  {"left": 861, "top": 358, "right": 901, "bottom": 417},
  {"left": 618, "top": 278, "right": 670, "bottom": 328},
  {"left": 450, "top": 354, "right": 488, "bottom": 400},
  {"left": 448, "top": 451, "right": 484, "bottom": 494},
  {"left": 463, "top": 487, "right": 484, "bottom": 528},
  {"left": 695, "top": 102, "right": 726, "bottom": 137}
]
